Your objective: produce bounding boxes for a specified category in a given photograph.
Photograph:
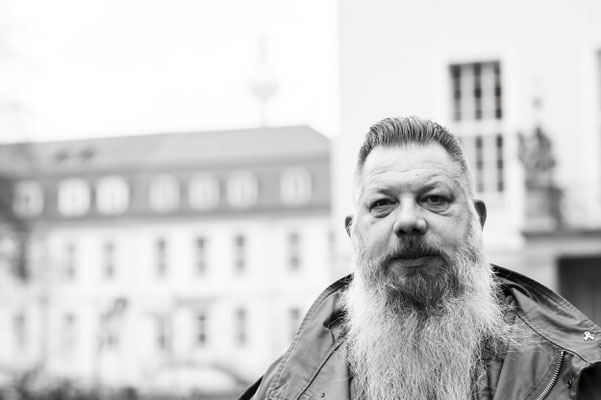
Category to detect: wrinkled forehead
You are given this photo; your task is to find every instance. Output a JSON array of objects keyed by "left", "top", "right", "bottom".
[
  {"left": 364, "top": 143, "right": 457, "bottom": 172},
  {"left": 353, "top": 143, "right": 468, "bottom": 201}
]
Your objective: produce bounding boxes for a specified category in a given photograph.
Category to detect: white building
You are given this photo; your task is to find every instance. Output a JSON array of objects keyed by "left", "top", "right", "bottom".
[
  {"left": 0, "top": 126, "right": 333, "bottom": 393},
  {"left": 336, "top": 0, "right": 601, "bottom": 324}
]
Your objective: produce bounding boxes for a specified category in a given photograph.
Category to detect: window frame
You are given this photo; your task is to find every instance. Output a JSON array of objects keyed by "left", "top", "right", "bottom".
[
  {"left": 227, "top": 171, "right": 258, "bottom": 208},
  {"left": 149, "top": 175, "right": 181, "bottom": 212},
  {"left": 189, "top": 174, "right": 220, "bottom": 210},
  {"left": 13, "top": 180, "right": 44, "bottom": 217},
  {"left": 57, "top": 178, "right": 91, "bottom": 216},
  {"left": 280, "top": 168, "right": 313, "bottom": 205},
  {"left": 96, "top": 176, "right": 130, "bottom": 215}
]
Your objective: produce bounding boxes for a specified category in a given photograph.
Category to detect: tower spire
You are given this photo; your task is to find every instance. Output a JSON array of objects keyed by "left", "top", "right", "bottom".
[{"left": 248, "top": 35, "right": 279, "bottom": 127}]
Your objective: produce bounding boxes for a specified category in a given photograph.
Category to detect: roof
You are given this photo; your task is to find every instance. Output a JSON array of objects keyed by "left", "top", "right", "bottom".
[{"left": 0, "top": 125, "right": 330, "bottom": 175}]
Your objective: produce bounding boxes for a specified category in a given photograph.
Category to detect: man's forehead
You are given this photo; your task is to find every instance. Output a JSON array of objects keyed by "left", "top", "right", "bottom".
[{"left": 361, "top": 143, "right": 459, "bottom": 176}]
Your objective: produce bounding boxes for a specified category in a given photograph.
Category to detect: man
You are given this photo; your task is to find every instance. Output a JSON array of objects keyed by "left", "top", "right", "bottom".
[{"left": 239, "top": 116, "right": 601, "bottom": 399}]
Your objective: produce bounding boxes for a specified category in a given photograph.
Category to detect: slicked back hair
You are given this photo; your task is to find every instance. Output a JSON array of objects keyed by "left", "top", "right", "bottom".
[{"left": 354, "top": 116, "right": 475, "bottom": 201}]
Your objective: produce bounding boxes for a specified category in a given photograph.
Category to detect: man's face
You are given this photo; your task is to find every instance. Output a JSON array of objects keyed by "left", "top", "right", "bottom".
[{"left": 352, "top": 143, "right": 476, "bottom": 307}]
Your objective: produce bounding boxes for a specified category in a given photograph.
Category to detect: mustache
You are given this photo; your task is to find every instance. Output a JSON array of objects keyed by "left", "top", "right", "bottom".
[{"left": 380, "top": 237, "right": 444, "bottom": 266}]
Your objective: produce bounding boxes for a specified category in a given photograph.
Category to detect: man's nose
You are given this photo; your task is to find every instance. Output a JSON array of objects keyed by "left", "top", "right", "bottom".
[{"left": 393, "top": 200, "right": 427, "bottom": 236}]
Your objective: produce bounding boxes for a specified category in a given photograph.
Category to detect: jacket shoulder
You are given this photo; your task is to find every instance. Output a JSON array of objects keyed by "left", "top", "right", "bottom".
[
  {"left": 237, "top": 275, "right": 352, "bottom": 400},
  {"left": 494, "top": 265, "right": 601, "bottom": 364}
]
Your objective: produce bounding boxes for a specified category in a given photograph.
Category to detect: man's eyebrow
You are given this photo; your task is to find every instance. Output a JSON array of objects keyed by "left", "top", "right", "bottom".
[
  {"left": 363, "top": 185, "right": 394, "bottom": 194},
  {"left": 420, "top": 179, "right": 455, "bottom": 191}
]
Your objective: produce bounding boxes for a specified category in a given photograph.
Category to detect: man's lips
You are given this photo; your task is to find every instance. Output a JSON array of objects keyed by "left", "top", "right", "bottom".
[{"left": 389, "top": 256, "right": 437, "bottom": 268}]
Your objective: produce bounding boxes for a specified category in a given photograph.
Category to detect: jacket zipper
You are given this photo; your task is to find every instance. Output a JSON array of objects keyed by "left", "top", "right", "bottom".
[{"left": 534, "top": 350, "right": 564, "bottom": 400}]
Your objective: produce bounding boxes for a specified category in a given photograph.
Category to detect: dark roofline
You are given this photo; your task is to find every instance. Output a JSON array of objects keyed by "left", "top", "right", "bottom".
[{"left": 0, "top": 125, "right": 330, "bottom": 176}]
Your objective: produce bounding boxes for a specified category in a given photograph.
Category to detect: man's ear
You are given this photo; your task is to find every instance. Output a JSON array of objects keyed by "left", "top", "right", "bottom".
[
  {"left": 345, "top": 215, "right": 353, "bottom": 237},
  {"left": 474, "top": 200, "right": 487, "bottom": 228}
]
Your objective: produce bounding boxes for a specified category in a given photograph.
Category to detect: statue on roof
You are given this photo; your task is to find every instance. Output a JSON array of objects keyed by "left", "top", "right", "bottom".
[
  {"left": 517, "top": 96, "right": 563, "bottom": 228},
  {"left": 518, "top": 125, "right": 556, "bottom": 188}
]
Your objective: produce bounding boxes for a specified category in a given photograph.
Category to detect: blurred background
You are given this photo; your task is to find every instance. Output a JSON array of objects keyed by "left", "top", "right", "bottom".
[{"left": 0, "top": 0, "right": 600, "bottom": 399}]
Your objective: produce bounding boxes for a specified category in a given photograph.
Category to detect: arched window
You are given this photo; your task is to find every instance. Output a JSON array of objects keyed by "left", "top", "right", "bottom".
[
  {"left": 96, "top": 176, "right": 129, "bottom": 214},
  {"left": 280, "top": 168, "right": 312, "bottom": 205},
  {"left": 149, "top": 175, "right": 180, "bottom": 212},
  {"left": 227, "top": 171, "right": 258, "bottom": 208},
  {"left": 58, "top": 179, "right": 90, "bottom": 216},
  {"left": 189, "top": 174, "right": 219, "bottom": 210},
  {"left": 13, "top": 181, "right": 44, "bottom": 217}
]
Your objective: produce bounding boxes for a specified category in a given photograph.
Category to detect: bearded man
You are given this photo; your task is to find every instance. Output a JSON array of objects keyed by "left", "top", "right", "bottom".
[{"left": 239, "top": 116, "right": 601, "bottom": 400}]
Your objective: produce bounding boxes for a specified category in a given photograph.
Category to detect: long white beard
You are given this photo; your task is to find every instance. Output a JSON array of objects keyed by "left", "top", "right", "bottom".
[{"left": 343, "top": 215, "right": 523, "bottom": 400}]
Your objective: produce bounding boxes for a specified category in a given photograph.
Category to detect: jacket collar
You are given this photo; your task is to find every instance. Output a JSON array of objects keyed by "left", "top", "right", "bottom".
[
  {"left": 267, "top": 277, "right": 349, "bottom": 400},
  {"left": 493, "top": 265, "right": 601, "bottom": 365}
]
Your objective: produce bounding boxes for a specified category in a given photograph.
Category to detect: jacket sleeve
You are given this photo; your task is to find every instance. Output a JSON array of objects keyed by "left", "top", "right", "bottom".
[
  {"left": 237, "top": 354, "right": 284, "bottom": 400},
  {"left": 577, "top": 363, "right": 601, "bottom": 399}
]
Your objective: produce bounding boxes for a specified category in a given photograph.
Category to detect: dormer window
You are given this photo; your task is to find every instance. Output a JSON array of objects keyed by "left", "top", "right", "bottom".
[
  {"left": 280, "top": 168, "right": 312, "bottom": 205},
  {"left": 189, "top": 175, "right": 219, "bottom": 210},
  {"left": 13, "top": 181, "right": 44, "bottom": 217},
  {"left": 149, "top": 175, "right": 180, "bottom": 212},
  {"left": 55, "top": 150, "right": 69, "bottom": 163},
  {"left": 80, "top": 148, "right": 95, "bottom": 162},
  {"left": 58, "top": 179, "right": 90, "bottom": 216},
  {"left": 96, "top": 176, "right": 129, "bottom": 214},
  {"left": 227, "top": 171, "right": 258, "bottom": 208}
]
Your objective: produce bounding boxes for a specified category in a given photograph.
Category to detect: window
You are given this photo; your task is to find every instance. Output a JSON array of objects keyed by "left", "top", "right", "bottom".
[
  {"left": 449, "top": 60, "right": 505, "bottom": 194},
  {"left": 13, "top": 313, "right": 26, "bottom": 352},
  {"left": 287, "top": 232, "right": 301, "bottom": 271},
  {"left": 58, "top": 178, "right": 91, "bottom": 216},
  {"left": 288, "top": 307, "right": 301, "bottom": 340},
  {"left": 96, "top": 176, "right": 129, "bottom": 214},
  {"left": 235, "top": 308, "right": 247, "bottom": 346},
  {"left": 102, "top": 313, "right": 120, "bottom": 350},
  {"left": 233, "top": 235, "right": 246, "bottom": 273},
  {"left": 0, "top": 236, "right": 25, "bottom": 279},
  {"left": 189, "top": 175, "right": 219, "bottom": 210},
  {"left": 328, "top": 229, "right": 336, "bottom": 264},
  {"left": 196, "top": 311, "right": 208, "bottom": 347},
  {"left": 461, "top": 134, "right": 505, "bottom": 194},
  {"left": 105, "top": 331, "right": 119, "bottom": 349},
  {"left": 103, "top": 241, "right": 115, "bottom": 280},
  {"left": 280, "top": 168, "right": 312, "bottom": 205},
  {"left": 13, "top": 181, "right": 44, "bottom": 217},
  {"left": 64, "top": 243, "right": 77, "bottom": 280},
  {"left": 62, "top": 313, "right": 77, "bottom": 356},
  {"left": 195, "top": 237, "right": 208, "bottom": 275},
  {"left": 598, "top": 50, "right": 601, "bottom": 112},
  {"left": 149, "top": 176, "right": 180, "bottom": 212},
  {"left": 475, "top": 136, "right": 484, "bottom": 193},
  {"left": 227, "top": 171, "right": 258, "bottom": 208},
  {"left": 99, "top": 308, "right": 122, "bottom": 351},
  {"left": 450, "top": 61, "right": 502, "bottom": 122},
  {"left": 155, "top": 239, "right": 167, "bottom": 278},
  {"left": 156, "top": 315, "right": 171, "bottom": 351},
  {"left": 14, "top": 239, "right": 29, "bottom": 281},
  {"left": 495, "top": 135, "right": 504, "bottom": 192}
]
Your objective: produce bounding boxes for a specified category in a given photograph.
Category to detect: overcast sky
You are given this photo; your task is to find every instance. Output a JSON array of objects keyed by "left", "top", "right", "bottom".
[{"left": 0, "top": 0, "right": 338, "bottom": 143}]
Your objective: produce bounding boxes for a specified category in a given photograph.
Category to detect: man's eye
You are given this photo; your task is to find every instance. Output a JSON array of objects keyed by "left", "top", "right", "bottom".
[
  {"left": 423, "top": 195, "right": 449, "bottom": 207},
  {"left": 370, "top": 199, "right": 393, "bottom": 211}
]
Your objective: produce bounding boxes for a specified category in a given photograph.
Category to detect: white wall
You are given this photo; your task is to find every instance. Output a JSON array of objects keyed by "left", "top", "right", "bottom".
[
  {"left": 337, "top": 0, "right": 601, "bottom": 270},
  {"left": 27, "top": 214, "right": 331, "bottom": 387}
]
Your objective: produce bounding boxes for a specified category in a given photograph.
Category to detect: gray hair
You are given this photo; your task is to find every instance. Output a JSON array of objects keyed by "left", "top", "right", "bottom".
[{"left": 354, "top": 116, "right": 474, "bottom": 201}]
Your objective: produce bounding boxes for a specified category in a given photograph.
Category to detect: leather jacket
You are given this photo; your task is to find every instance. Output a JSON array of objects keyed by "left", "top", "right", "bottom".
[{"left": 239, "top": 266, "right": 601, "bottom": 399}]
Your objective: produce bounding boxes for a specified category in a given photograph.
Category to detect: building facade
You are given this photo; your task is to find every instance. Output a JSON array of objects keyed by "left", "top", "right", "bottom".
[
  {"left": 336, "top": 0, "right": 601, "bottom": 324},
  {"left": 0, "top": 126, "right": 333, "bottom": 393}
]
